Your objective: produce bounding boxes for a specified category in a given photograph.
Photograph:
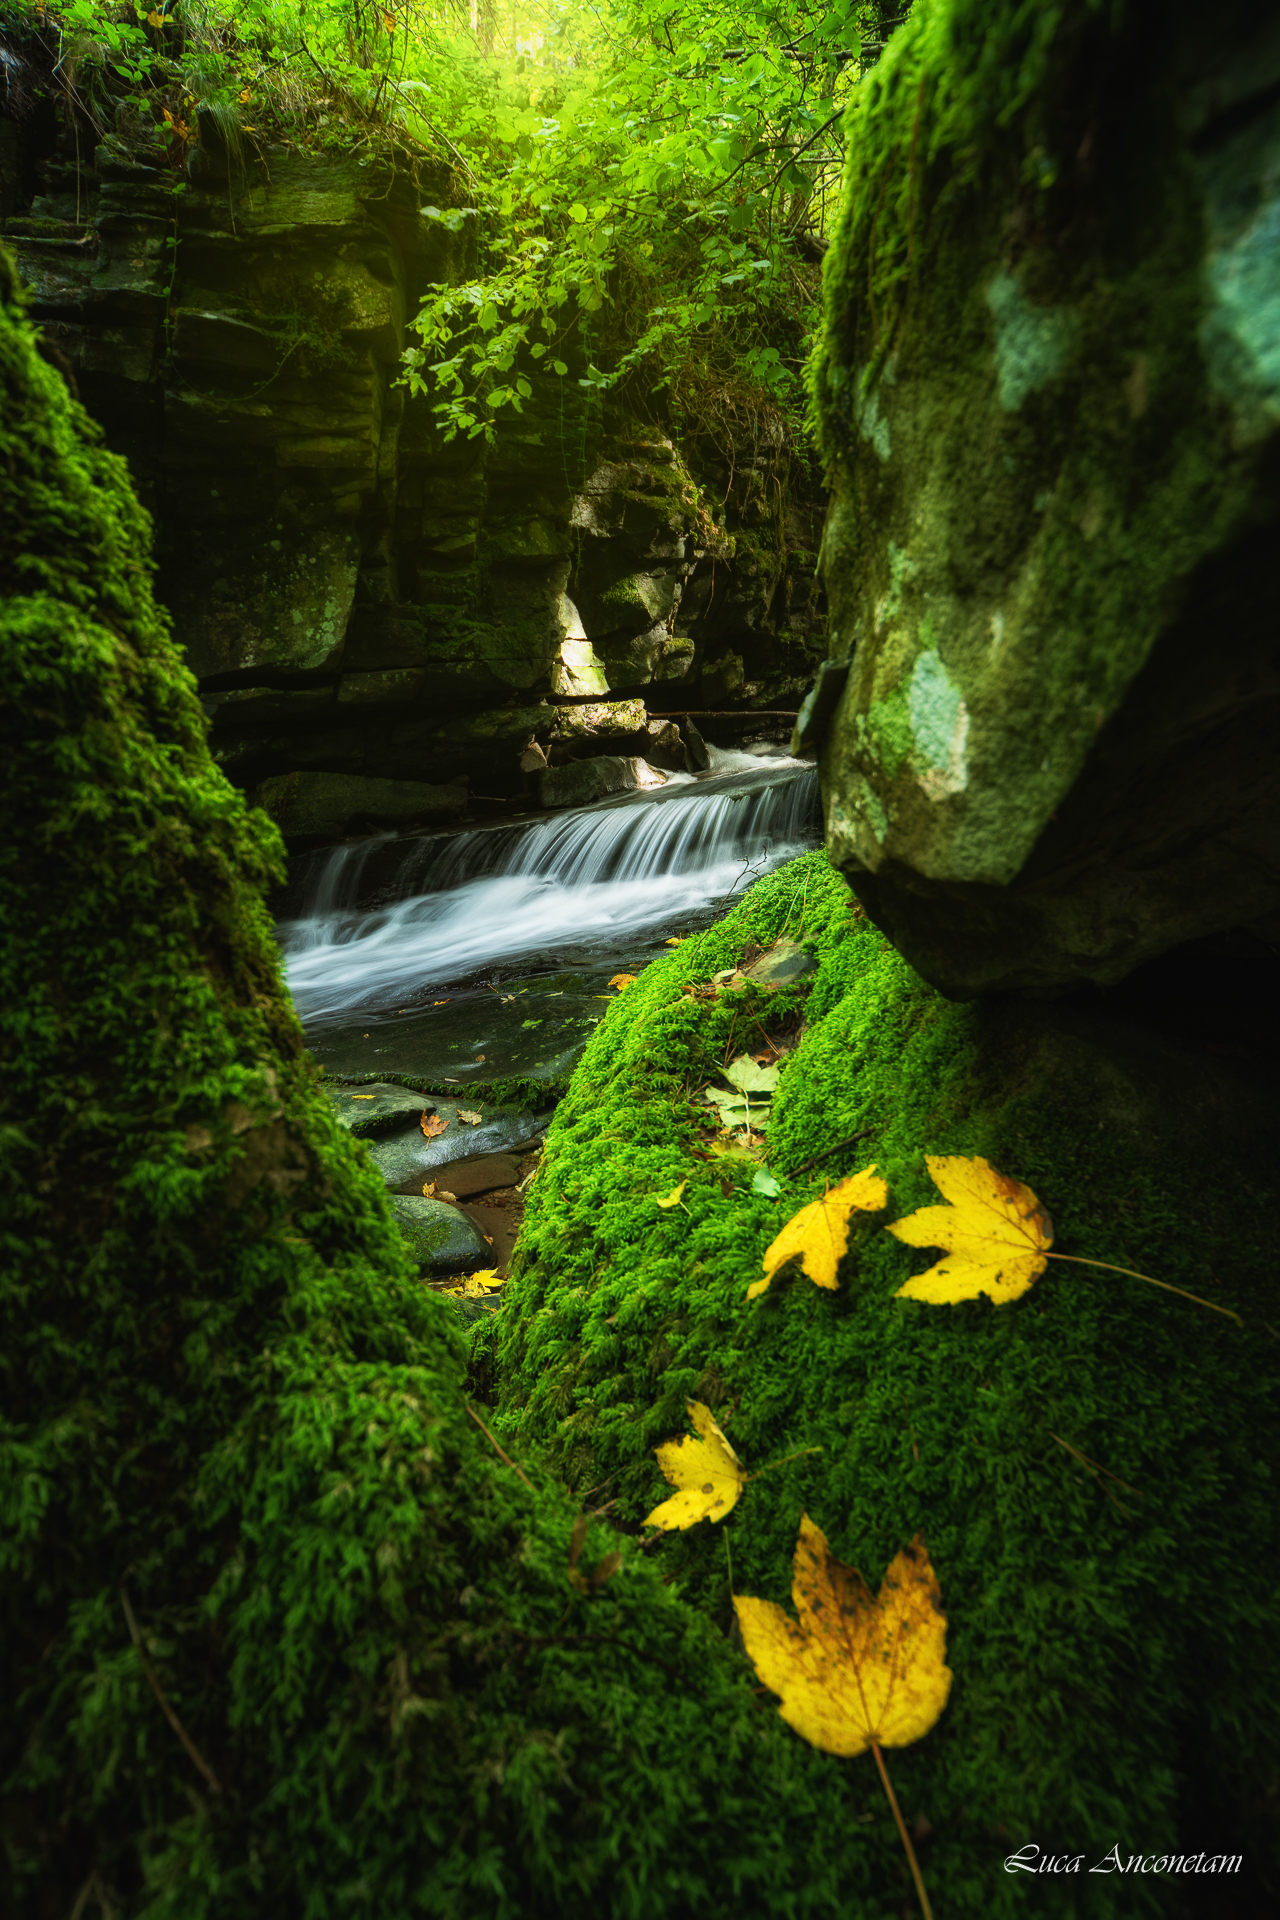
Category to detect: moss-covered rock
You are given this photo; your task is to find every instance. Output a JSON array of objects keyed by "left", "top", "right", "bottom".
[
  {"left": 810, "top": 0, "right": 1280, "bottom": 995},
  {"left": 493, "top": 849, "right": 1280, "bottom": 1911},
  {"left": 254, "top": 767, "right": 468, "bottom": 838},
  {"left": 0, "top": 245, "right": 884, "bottom": 1919}
]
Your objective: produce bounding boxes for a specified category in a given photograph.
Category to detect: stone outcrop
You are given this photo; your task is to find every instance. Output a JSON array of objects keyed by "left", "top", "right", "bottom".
[
  {"left": 255, "top": 769, "right": 467, "bottom": 838},
  {"left": 1, "top": 76, "right": 828, "bottom": 831},
  {"left": 811, "top": 0, "right": 1280, "bottom": 997},
  {"left": 539, "top": 753, "right": 668, "bottom": 809}
]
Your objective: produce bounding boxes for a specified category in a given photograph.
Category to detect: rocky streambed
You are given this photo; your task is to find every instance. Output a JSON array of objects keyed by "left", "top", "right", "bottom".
[{"left": 292, "top": 749, "right": 821, "bottom": 1291}]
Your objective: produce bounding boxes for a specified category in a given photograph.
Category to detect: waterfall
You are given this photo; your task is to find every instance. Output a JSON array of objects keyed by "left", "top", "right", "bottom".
[{"left": 279, "top": 756, "right": 819, "bottom": 1027}]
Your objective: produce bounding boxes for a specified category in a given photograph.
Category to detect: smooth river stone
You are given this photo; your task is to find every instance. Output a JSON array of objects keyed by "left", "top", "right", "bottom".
[
  {"left": 367, "top": 1105, "right": 547, "bottom": 1188},
  {"left": 326, "top": 1081, "right": 432, "bottom": 1138},
  {"left": 388, "top": 1195, "right": 490, "bottom": 1274},
  {"left": 408, "top": 1153, "right": 521, "bottom": 1199}
]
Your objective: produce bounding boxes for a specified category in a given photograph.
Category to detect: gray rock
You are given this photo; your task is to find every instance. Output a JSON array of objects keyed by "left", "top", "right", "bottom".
[
  {"left": 367, "top": 1103, "right": 546, "bottom": 1188},
  {"left": 388, "top": 1195, "right": 490, "bottom": 1274},
  {"left": 682, "top": 716, "right": 711, "bottom": 771},
  {"left": 549, "top": 699, "right": 648, "bottom": 742},
  {"left": 741, "top": 939, "right": 816, "bottom": 987},
  {"left": 412, "top": 1153, "right": 521, "bottom": 1199},
  {"left": 325, "top": 1081, "right": 429, "bottom": 1138},
  {"left": 539, "top": 755, "right": 667, "bottom": 808},
  {"left": 643, "top": 719, "right": 691, "bottom": 772},
  {"left": 813, "top": 0, "right": 1280, "bottom": 996},
  {"left": 256, "top": 771, "right": 468, "bottom": 839}
]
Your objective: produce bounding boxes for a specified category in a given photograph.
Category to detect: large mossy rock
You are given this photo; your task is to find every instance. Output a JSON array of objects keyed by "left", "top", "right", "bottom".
[
  {"left": 0, "top": 249, "right": 874, "bottom": 1918},
  {"left": 493, "top": 850, "right": 1280, "bottom": 1913},
  {"left": 810, "top": 0, "right": 1280, "bottom": 996}
]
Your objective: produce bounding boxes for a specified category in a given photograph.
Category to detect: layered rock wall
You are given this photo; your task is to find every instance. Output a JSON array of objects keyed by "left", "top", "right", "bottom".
[{"left": 2, "top": 87, "right": 827, "bottom": 836}]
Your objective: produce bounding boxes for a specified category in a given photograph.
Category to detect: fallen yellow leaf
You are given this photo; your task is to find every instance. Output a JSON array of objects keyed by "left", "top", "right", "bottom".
[
  {"left": 458, "top": 1109, "right": 482, "bottom": 1126},
  {"left": 608, "top": 972, "right": 638, "bottom": 990},
  {"left": 420, "top": 1111, "right": 449, "bottom": 1139},
  {"left": 664, "top": 936, "right": 684, "bottom": 946},
  {"left": 146, "top": 8, "right": 165, "bottom": 23},
  {"left": 437, "top": 1189, "right": 458, "bottom": 1203},
  {"left": 421, "top": 1180, "right": 436, "bottom": 1197},
  {"left": 644, "top": 1401, "right": 745, "bottom": 1530},
  {"left": 748, "top": 1166, "right": 888, "bottom": 1299},
  {"left": 654, "top": 1181, "right": 687, "bottom": 1208},
  {"left": 734, "top": 1517, "right": 951, "bottom": 1758},
  {"left": 432, "top": 999, "right": 450, "bottom": 1005},
  {"left": 887, "top": 1155, "right": 1052, "bottom": 1306}
]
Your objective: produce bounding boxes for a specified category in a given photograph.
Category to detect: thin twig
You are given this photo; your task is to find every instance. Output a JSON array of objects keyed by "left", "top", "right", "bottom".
[
  {"left": 765, "top": 106, "right": 846, "bottom": 191},
  {"left": 749, "top": 1446, "right": 824, "bottom": 1479},
  {"left": 1048, "top": 1432, "right": 1140, "bottom": 1520},
  {"left": 119, "top": 1589, "right": 222, "bottom": 1794},
  {"left": 466, "top": 1401, "right": 534, "bottom": 1489},
  {"left": 786, "top": 1128, "right": 876, "bottom": 1180},
  {"left": 870, "top": 1741, "right": 935, "bottom": 1920},
  {"left": 1044, "top": 1252, "right": 1242, "bottom": 1324}
]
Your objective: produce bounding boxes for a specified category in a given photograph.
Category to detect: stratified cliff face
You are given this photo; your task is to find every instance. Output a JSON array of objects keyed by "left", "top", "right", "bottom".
[
  {"left": 3, "top": 96, "right": 827, "bottom": 834},
  {"left": 810, "top": 0, "right": 1280, "bottom": 997}
]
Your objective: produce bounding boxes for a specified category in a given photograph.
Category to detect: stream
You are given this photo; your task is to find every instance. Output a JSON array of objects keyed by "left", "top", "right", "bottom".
[{"left": 278, "top": 746, "right": 819, "bottom": 1085}]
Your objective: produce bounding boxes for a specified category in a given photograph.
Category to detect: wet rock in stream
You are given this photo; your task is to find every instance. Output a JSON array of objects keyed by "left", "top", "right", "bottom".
[
  {"left": 387, "top": 1195, "right": 491, "bottom": 1275},
  {"left": 366, "top": 1105, "right": 547, "bottom": 1187},
  {"left": 305, "top": 978, "right": 618, "bottom": 1087}
]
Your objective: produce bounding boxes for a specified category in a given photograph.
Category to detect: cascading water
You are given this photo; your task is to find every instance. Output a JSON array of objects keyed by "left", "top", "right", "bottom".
[{"left": 279, "top": 749, "right": 819, "bottom": 1028}]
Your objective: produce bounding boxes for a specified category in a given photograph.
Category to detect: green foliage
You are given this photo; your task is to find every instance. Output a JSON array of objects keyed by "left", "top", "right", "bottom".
[
  {"left": 399, "top": 0, "right": 865, "bottom": 444},
  {"left": 0, "top": 243, "right": 899, "bottom": 1918},
  {"left": 25, "top": 0, "right": 906, "bottom": 452},
  {"left": 493, "top": 849, "right": 1280, "bottom": 1909}
]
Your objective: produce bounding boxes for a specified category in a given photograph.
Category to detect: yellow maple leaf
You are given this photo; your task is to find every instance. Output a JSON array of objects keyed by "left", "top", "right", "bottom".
[
  {"left": 654, "top": 1180, "right": 686, "bottom": 1208},
  {"left": 734, "top": 1517, "right": 951, "bottom": 1758},
  {"left": 420, "top": 1110, "right": 449, "bottom": 1139},
  {"left": 643, "top": 1400, "right": 745, "bottom": 1530},
  {"left": 887, "top": 1154, "right": 1052, "bottom": 1305},
  {"left": 747, "top": 1166, "right": 888, "bottom": 1299},
  {"left": 608, "top": 972, "right": 638, "bottom": 990},
  {"left": 146, "top": 8, "right": 165, "bottom": 24}
]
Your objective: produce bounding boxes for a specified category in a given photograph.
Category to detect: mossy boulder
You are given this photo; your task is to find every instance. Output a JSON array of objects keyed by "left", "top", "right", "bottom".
[
  {"left": 0, "top": 246, "right": 886, "bottom": 1918},
  {"left": 492, "top": 850, "right": 1280, "bottom": 1912},
  {"left": 811, "top": 0, "right": 1280, "bottom": 995}
]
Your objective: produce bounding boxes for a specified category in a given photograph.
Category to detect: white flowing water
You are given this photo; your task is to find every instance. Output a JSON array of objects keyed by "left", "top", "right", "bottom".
[{"left": 279, "top": 749, "right": 818, "bottom": 1027}]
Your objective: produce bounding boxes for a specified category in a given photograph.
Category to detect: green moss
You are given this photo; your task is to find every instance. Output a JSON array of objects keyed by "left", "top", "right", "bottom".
[
  {"left": 807, "top": 0, "right": 1275, "bottom": 951},
  {"left": 0, "top": 250, "right": 892, "bottom": 1918},
  {"left": 494, "top": 850, "right": 1280, "bottom": 1911}
]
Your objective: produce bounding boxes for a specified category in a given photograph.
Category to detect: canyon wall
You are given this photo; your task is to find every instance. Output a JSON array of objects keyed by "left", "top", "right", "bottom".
[{"left": 2, "top": 98, "right": 826, "bottom": 837}]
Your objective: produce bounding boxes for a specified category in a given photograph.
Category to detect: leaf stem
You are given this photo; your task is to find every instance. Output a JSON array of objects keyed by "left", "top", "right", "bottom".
[
  {"left": 120, "top": 1588, "right": 222, "bottom": 1794},
  {"left": 466, "top": 1401, "right": 535, "bottom": 1489},
  {"left": 869, "top": 1740, "right": 934, "bottom": 1920},
  {"left": 749, "top": 1446, "right": 824, "bottom": 1480},
  {"left": 1043, "top": 1253, "right": 1242, "bottom": 1324}
]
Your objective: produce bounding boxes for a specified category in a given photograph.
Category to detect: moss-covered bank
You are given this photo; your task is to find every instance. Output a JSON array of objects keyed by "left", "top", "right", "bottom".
[
  {"left": 0, "top": 246, "right": 883, "bottom": 1917},
  {"left": 492, "top": 850, "right": 1280, "bottom": 1911}
]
